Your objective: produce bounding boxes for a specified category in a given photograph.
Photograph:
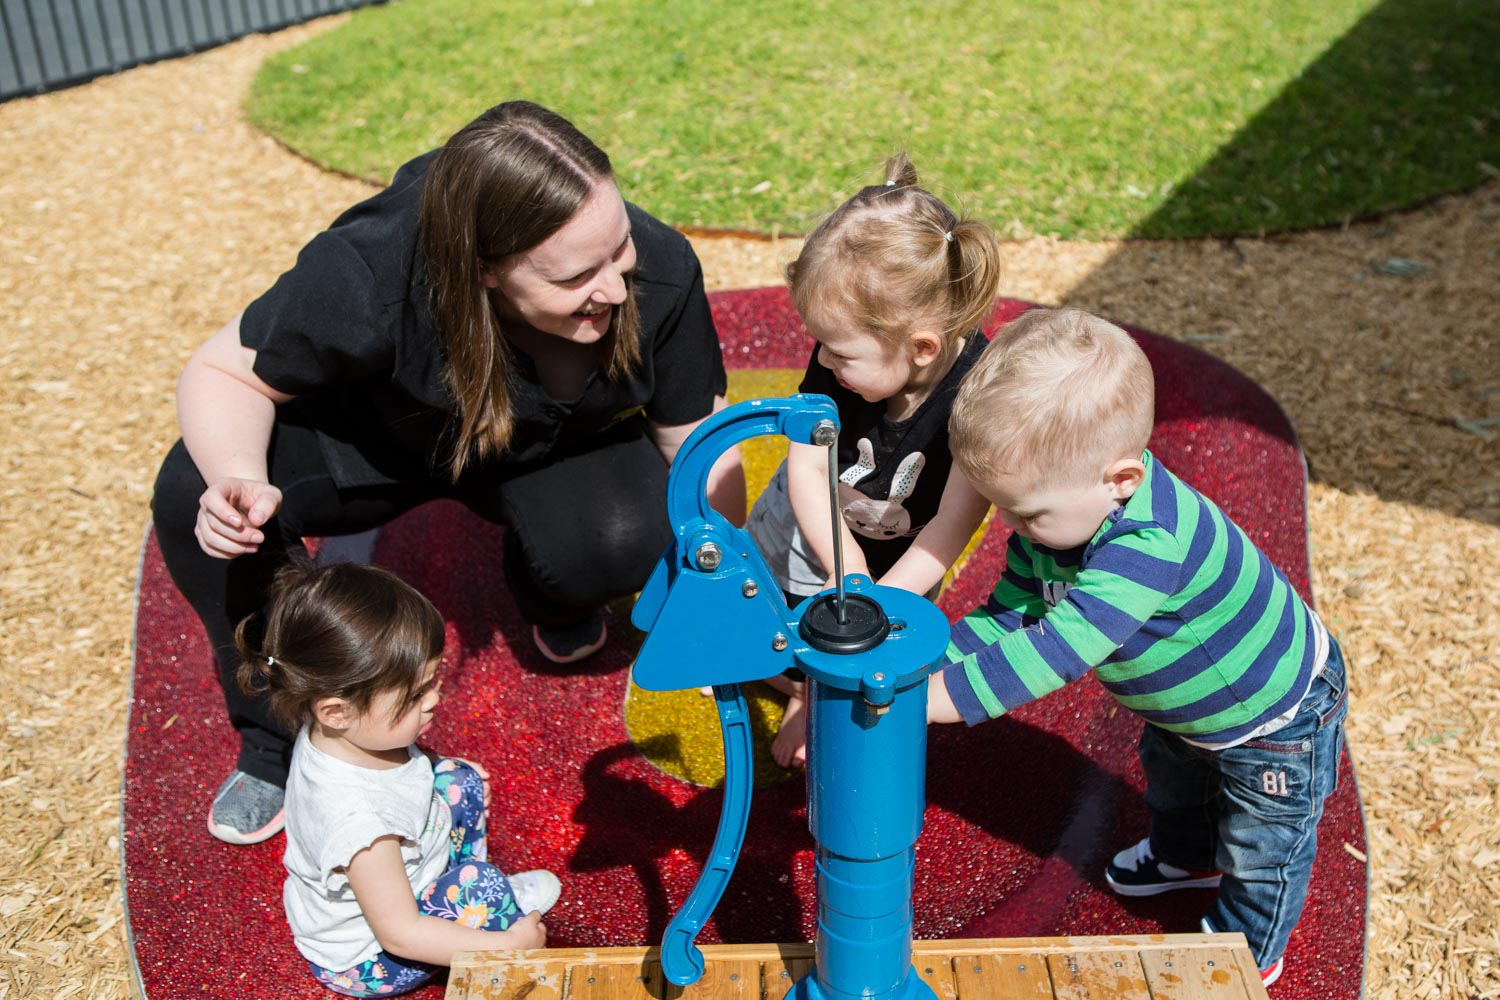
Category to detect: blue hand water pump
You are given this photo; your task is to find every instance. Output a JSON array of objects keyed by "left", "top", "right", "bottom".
[{"left": 631, "top": 395, "right": 950, "bottom": 1000}]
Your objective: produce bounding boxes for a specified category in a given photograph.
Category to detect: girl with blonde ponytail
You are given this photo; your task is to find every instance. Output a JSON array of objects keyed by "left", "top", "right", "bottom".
[{"left": 745, "top": 152, "right": 1004, "bottom": 767}]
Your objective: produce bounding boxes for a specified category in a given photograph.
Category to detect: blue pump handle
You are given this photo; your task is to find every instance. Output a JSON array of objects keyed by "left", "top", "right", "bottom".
[
  {"left": 661, "top": 395, "right": 839, "bottom": 533},
  {"left": 657, "top": 683, "right": 752, "bottom": 984},
  {"left": 629, "top": 395, "right": 839, "bottom": 986}
]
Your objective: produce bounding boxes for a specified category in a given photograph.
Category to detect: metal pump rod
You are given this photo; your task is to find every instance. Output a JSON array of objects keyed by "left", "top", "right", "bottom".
[{"left": 813, "top": 419, "right": 846, "bottom": 623}]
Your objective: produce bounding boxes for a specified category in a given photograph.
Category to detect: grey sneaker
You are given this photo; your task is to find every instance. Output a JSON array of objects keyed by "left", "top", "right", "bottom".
[
  {"left": 508, "top": 869, "right": 561, "bottom": 916},
  {"left": 207, "top": 770, "right": 285, "bottom": 845}
]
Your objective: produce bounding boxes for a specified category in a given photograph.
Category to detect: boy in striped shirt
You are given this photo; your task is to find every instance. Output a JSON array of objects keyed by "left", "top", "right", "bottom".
[{"left": 927, "top": 307, "right": 1349, "bottom": 987}]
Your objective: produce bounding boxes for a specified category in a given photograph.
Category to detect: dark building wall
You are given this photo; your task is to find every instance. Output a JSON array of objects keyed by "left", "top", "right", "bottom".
[{"left": 1, "top": 0, "right": 385, "bottom": 101}]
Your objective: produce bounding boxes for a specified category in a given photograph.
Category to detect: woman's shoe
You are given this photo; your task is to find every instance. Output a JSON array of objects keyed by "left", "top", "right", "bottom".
[
  {"left": 206, "top": 770, "right": 285, "bottom": 845},
  {"left": 531, "top": 610, "right": 608, "bottom": 664}
]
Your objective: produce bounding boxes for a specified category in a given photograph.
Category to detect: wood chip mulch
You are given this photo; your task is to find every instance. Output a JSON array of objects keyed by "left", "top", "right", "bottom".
[{"left": 0, "top": 14, "right": 1495, "bottom": 1000}]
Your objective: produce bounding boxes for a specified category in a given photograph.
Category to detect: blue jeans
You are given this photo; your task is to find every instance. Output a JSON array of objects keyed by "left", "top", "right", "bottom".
[
  {"left": 1138, "top": 638, "right": 1349, "bottom": 970},
  {"left": 308, "top": 759, "right": 526, "bottom": 997}
]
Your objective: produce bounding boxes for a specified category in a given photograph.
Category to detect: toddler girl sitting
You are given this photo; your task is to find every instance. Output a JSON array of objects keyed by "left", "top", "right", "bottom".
[{"left": 237, "top": 560, "right": 558, "bottom": 996}]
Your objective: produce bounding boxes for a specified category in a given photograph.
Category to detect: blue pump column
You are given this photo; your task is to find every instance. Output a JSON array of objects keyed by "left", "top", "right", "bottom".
[
  {"left": 796, "top": 669, "right": 936, "bottom": 1000},
  {"left": 784, "top": 577, "right": 947, "bottom": 1000}
]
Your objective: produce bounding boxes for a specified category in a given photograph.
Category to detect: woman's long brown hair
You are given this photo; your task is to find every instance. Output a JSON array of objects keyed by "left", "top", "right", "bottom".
[{"left": 419, "top": 101, "right": 641, "bottom": 481}]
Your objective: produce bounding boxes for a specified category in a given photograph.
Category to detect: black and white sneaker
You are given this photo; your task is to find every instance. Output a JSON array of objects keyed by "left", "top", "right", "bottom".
[{"left": 1105, "top": 837, "right": 1222, "bottom": 896}]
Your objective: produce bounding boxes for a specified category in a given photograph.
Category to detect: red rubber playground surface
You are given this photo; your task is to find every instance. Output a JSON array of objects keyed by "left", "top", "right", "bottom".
[{"left": 124, "top": 289, "right": 1366, "bottom": 999}]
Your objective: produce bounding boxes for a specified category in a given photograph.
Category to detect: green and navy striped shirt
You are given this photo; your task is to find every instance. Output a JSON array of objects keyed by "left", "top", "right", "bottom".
[{"left": 943, "top": 451, "right": 1324, "bottom": 745}]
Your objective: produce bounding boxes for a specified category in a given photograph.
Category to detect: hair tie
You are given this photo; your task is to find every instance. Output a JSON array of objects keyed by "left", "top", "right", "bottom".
[
  {"left": 884, "top": 179, "right": 897, "bottom": 187},
  {"left": 944, "top": 230, "right": 953, "bottom": 242}
]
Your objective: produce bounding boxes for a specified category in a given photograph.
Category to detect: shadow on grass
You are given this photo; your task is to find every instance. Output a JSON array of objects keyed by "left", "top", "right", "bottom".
[
  {"left": 1134, "top": 0, "right": 1500, "bottom": 238},
  {"left": 1051, "top": 0, "right": 1500, "bottom": 529}
]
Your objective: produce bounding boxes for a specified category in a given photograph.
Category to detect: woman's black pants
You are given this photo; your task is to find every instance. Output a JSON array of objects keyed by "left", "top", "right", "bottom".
[{"left": 150, "top": 419, "right": 671, "bottom": 787}]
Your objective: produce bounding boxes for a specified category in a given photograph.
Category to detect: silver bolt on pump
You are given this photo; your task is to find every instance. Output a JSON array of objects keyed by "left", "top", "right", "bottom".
[{"left": 811, "top": 419, "right": 846, "bottom": 624}]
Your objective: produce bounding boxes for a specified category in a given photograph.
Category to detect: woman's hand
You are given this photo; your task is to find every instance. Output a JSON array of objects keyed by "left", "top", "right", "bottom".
[
  {"left": 194, "top": 478, "right": 282, "bottom": 559},
  {"left": 176, "top": 314, "right": 295, "bottom": 558}
]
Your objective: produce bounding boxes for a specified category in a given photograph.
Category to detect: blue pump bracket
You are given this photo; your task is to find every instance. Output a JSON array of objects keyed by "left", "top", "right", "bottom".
[
  {"left": 631, "top": 395, "right": 951, "bottom": 996},
  {"left": 631, "top": 396, "right": 836, "bottom": 690}
]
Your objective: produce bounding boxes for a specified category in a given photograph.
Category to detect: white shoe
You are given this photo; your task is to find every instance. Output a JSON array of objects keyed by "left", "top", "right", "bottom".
[{"left": 509, "top": 869, "right": 561, "bottom": 916}]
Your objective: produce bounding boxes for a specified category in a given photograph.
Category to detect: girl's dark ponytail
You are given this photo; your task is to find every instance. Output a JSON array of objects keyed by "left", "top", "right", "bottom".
[{"left": 229, "top": 559, "right": 445, "bottom": 731}]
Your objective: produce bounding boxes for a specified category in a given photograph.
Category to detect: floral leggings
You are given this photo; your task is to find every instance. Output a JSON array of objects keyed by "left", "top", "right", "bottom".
[{"left": 309, "top": 759, "right": 526, "bottom": 997}]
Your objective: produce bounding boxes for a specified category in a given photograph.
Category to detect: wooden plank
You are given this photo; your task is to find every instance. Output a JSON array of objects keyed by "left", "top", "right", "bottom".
[
  {"left": 451, "top": 933, "right": 1237, "bottom": 970},
  {"left": 762, "top": 957, "right": 814, "bottom": 1000},
  {"left": 952, "top": 953, "right": 1052, "bottom": 997},
  {"left": 556, "top": 958, "right": 757, "bottom": 1000},
  {"left": 679, "top": 958, "right": 758, "bottom": 999},
  {"left": 449, "top": 958, "right": 566, "bottom": 1000},
  {"left": 1228, "top": 947, "right": 1272, "bottom": 1000},
  {"left": 1139, "top": 947, "right": 1259, "bottom": 998},
  {"left": 1047, "top": 950, "right": 1151, "bottom": 999},
  {"left": 760, "top": 959, "right": 955, "bottom": 1000},
  {"left": 567, "top": 959, "right": 675, "bottom": 1000},
  {"left": 913, "top": 933, "right": 1242, "bottom": 957},
  {"left": 454, "top": 943, "right": 817, "bottom": 968},
  {"left": 566, "top": 961, "right": 661, "bottom": 1000},
  {"left": 445, "top": 934, "right": 1269, "bottom": 1000},
  {"left": 912, "top": 956, "right": 960, "bottom": 1000}
]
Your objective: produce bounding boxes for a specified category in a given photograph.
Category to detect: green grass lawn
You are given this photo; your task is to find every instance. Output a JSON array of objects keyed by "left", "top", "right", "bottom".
[{"left": 248, "top": 0, "right": 1500, "bottom": 239}]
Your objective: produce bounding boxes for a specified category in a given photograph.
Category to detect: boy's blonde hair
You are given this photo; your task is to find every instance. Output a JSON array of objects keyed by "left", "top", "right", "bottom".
[
  {"left": 787, "top": 152, "right": 1001, "bottom": 356},
  {"left": 951, "top": 308, "right": 1155, "bottom": 488}
]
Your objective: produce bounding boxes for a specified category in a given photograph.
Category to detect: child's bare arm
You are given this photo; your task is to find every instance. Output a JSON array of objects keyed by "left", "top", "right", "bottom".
[
  {"left": 878, "top": 466, "right": 991, "bottom": 596},
  {"left": 345, "top": 837, "right": 546, "bottom": 965},
  {"left": 786, "top": 440, "right": 870, "bottom": 581},
  {"left": 926, "top": 669, "right": 964, "bottom": 724}
]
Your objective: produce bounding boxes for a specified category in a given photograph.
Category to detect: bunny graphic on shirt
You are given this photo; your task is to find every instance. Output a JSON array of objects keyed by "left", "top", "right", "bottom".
[{"left": 837, "top": 437, "right": 926, "bottom": 540}]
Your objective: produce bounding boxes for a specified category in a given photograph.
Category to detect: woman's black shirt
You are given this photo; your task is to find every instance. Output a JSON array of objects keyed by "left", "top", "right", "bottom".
[{"left": 240, "top": 150, "right": 726, "bottom": 489}]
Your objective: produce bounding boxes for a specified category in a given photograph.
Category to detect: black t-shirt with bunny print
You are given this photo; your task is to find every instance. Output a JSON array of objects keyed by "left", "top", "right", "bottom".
[{"left": 797, "top": 329, "right": 987, "bottom": 578}]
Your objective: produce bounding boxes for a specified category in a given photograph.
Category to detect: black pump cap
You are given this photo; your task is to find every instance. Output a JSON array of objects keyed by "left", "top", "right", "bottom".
[{"left": 798, "top": 593, "right": 890, "bottom": 655}]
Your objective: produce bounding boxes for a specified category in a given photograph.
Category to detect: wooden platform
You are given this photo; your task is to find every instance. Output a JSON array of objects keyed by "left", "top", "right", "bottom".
[{"left": 447, "top": 933, "right": 1271, "bottom": 999}]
